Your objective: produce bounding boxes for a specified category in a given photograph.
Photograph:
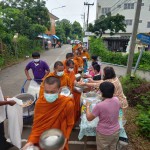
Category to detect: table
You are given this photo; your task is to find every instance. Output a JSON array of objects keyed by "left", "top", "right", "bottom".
[{"left": 78, "top": 102, "right": 128, "bottom": 150}]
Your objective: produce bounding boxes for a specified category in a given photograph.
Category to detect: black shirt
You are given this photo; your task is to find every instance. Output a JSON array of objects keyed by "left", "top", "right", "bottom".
[{"left": 93, "top": 74, "right": 101, "bottom": 80}]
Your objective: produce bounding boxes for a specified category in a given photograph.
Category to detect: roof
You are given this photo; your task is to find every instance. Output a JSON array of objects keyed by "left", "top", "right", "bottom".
[{"left": 49, "top": 13, "right": 59, "bottom": 20}]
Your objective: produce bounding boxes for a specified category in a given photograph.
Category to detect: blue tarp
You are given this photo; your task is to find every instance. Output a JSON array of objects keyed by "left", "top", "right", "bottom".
[{"left": 52, "top": 35, "right": 59, "bottom": 39}]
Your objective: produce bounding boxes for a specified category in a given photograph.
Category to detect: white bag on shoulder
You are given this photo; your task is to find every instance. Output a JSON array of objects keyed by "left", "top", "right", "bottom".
[{"left": 7, "top": 104, "right": 23, "bottom": 149}]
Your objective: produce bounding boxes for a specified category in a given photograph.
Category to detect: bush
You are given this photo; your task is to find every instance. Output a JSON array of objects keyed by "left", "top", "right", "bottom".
[
  {"left": 90, "top": 37, "right": 150, "bottom": 70},
  {"left": 0, "top": 35, "right": 42, "bottom": 68},
  {"left": 120, "top": 75, "right": 150, "bottom": 139}
]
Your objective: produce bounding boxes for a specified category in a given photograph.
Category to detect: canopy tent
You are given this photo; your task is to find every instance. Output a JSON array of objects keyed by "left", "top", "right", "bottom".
[
  {"left": 52, "top": 35, "right": 59, "bottom": 39},
  {"left": 37, "top": 34, "right": 51, "bottom": 40}
]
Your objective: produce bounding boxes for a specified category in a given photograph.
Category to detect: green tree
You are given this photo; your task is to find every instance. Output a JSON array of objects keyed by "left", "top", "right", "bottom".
[
  {"left": 88, "top": 23, "right": 94, "bottom": 32},
  {"left": 72, "top": 21, "right": 82, "bottom": 38},
  {"left": 93, "top": 13, "right": 126, "bottom": 35}
]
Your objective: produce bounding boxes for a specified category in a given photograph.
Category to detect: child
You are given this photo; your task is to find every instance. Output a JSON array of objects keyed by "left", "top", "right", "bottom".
[
  {"left": 93, "top": 64, "right": 101, "bottom": 80},
  {"left": 86, "top": 82, "right": 120, "bottom": 150}
]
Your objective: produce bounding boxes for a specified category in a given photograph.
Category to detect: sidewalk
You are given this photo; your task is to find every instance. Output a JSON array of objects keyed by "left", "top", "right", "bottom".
[{"left": 101, "top": 62, "right": 150, "bottom": 81}]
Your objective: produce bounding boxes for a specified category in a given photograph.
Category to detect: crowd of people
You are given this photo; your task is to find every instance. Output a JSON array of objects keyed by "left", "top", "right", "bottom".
[{"left": 0, "top": 42, "right": 128, "bottom": 150}]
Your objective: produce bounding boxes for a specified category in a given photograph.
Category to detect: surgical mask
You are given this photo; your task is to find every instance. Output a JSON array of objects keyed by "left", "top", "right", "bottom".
[
  {"left": 44, "top": 93, "right": 58, "bottom": 103},
  {"left": 68, "top": 68, "right": 74, "bottom": 72},
  {"left": 34, "top": 59, "right": 40, "bottom": 63},
  {"left": 57, "top": 71, "right": 64, "bottom": 77}
]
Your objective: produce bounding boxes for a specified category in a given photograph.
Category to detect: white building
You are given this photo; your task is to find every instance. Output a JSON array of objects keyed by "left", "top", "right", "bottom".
[{"left": 96, "top": 0, "right": 150, "bottom": 51}]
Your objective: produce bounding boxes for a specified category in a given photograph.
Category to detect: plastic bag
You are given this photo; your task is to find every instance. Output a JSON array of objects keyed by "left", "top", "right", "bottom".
[
  {"left": 7, "top": 104, "right": 23, "bottom": 148},
  {"left": 27, "top": 80, "right": 40, "bottom": 99},
  {"left": 0, "top": 86, "right": 6, "bottom": 122}
]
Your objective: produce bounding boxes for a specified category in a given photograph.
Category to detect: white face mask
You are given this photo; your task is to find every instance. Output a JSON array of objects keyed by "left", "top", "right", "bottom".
[
  {"left": 34, "top": 59, "right": 40, "bottom": 63},
  {"left": 68, "top": 68, "right": 74, "bottom": 72},
  {"left": 57, "top": 71, "right": 64, "bottom": 77}
]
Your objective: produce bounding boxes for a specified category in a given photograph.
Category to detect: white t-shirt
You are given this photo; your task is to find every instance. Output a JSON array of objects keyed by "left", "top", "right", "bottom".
[{"left": 0, "top": 86, "right": 6, "bottom": 123}]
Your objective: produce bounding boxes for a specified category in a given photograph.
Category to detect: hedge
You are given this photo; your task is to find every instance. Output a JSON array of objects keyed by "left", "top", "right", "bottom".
[{"left": 90, "top": 37, "right": 150, "bottom": 70}]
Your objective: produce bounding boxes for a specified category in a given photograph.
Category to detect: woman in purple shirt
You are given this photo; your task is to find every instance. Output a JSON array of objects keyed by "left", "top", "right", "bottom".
[
  {"left": 25, "top": 52, "right": 50, "bottom": 81},
  {"left": 86, "top": 81, "right": 121, "bottom": 150}
]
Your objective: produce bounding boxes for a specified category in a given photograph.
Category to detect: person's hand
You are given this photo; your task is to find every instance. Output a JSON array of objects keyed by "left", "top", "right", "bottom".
[
  {"left": 4, "top": 96, "right": 9, "bottom": 101},
  {"left": 27, "top": 77, "right": 32, "bottom": 80},
  {"left": 22, "top": 142, "right": 33, "bottom": 150},
  {"left": 77, "top": 81, "right": 86, "bottom": 86},
  {"left": 87, "top": 78, "right": 94, "bottom": 83},
  {"left": 86, "top": 102, "right": 91, "bottom": 107},
  {"left": 8, "top": 100, "right": 16, "bottom": 106}
]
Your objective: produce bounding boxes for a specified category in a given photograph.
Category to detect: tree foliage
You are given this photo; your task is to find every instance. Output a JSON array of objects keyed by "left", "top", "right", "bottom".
[
  {"left": 56, "top": 19, "right": 83, "bottom": 43},
  {"left": 89, "top": 13, "right": 126, "bottom": 35},
  {"left": 0, "top": 0, "right": 50, "bottom": 39}
]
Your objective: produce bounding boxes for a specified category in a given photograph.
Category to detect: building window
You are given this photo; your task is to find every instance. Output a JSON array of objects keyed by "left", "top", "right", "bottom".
[
  {"left": 124, "top": 19, "right": 133, "bottom": 26},
  {"left": 147, "top": 22, "right": 150, "bottom": 28},
  {"left": 124, "top": 3, "right": 134, "bottom": 9},
  {"left": 141, "top": 3, "right": 144, "bottom": 6},
  {"left": 101, "top": 7, "right": 111, "bottom": 15},
  {"left": 139, "top": 20, "right": 142, "bottom": 23}
]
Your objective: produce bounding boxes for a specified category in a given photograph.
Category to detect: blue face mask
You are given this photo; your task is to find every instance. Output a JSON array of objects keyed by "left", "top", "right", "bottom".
[
  {"left": 44, "top": 93, "right": 58, "bottom": 103},
  {"left": 57, "top": 71, "right": 64, "bottom": 77}
]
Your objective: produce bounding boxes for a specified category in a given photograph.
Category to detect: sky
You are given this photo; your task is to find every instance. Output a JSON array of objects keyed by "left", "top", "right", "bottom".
[{"left": 46, "top": 0, "right": 96, "bottom": 27}]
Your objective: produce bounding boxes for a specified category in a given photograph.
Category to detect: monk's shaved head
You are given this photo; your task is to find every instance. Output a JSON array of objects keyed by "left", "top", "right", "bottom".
[
  {"left": 66, "top": 53, "right": 74, "bottom": 59},
  {"left": 54, "top": 61, "right": 64, "bottom": 69},
  {"left": 44, "top": 76, "right": 61, "bottom": 88},
  {"left": 66, "top": 59, "right": 74, "bottom": 67}
]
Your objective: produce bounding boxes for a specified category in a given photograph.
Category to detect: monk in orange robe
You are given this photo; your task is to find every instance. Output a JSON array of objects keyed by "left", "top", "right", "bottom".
[
  {"left": 39, "top": 61, "right": 72, "bottom": 97},
  {"left": 72, "top": 43, "right": 81, "bottom": 52},
  {"left": 81, "top": 47, "right": 90, "bottom": 60},
  {"left": 23, "top": 77, "right": 74, "bottom": 150},
  {"left": 64, "top": 59, "right": 81, "bottom": 123},
  {"left": 63, "top": 53, "right": 78, "bottom": 74}
]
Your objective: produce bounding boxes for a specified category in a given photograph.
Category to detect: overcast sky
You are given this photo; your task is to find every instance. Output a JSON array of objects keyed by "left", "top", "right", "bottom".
[{"left": 46, "top": 0, "right": 96, "bottom": 26}]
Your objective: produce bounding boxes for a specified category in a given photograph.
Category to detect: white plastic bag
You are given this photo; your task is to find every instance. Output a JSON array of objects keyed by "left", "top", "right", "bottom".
[
  {"left": 27, "top": 80, "right": 40, "bottom": 99},
  {"left": 7, "top": 104, "right": 23, "bottom": 148}
]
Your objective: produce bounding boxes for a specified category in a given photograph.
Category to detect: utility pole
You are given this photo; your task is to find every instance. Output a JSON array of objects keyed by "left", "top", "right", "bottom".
[
  {"left": 126, "top": 0, "right": 142, "bottom": 75},
  {"left": 84, "top": 2, "right": 94, "bottom": 31},
  {"left": 81, "top": 13, "right": 86, "bottom": 31}
]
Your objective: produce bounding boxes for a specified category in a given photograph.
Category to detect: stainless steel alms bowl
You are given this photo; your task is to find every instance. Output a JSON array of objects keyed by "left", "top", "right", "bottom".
[{"left": 39, "top": 129, "right": 65, "bottom": 150}]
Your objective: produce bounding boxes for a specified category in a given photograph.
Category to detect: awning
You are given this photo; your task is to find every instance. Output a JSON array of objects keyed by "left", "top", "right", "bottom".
[
  {"left": 38, "top": 34, "right": 51, "bottom": 39},
  {"left": 52, "top": 35, "right": 59, "bottom": 39}
]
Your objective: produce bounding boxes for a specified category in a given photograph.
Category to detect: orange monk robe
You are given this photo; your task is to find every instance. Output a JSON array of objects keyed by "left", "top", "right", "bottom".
[
  {"left": 64, "top": 69, "right": 75, "bottom": 89},
  {"left": 63, "top": 60, "right": 78, "bottom": 74},
  {"left": 74, "top": 56, "right": 83, "bottom": 68},
  {"left": 81, "top": 52, "right": 90, "bottom": 60},
  {"left": 64, "top": 69, "right": 81, "bottom": 123},
  {"left": 72, "top": 44, "right": 81, "bottom": 52},
  {"left": 39, "top": 72, "right": 72, "bottom": 97},
  {"left": 28, "top": 95, "right": 74, "bottom": 150}
]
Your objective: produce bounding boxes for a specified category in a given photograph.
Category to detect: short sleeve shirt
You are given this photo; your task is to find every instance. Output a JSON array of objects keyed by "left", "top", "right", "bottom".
[
  {"left": 26, "top": 60, "right": 49, "bottom": 79},
  {"left": 92, "top": 97, "right": 120, "bottom": 135}
]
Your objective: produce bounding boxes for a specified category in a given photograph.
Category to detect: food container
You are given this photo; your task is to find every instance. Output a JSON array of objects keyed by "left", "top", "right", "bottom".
[
  {"left": 60, "top": 86, "right": 71, "bottom": 97},
  {"left": 81, "top": 91, "right": 101, "bottom": 105},
  {"left": 39, "top": 129, "right": 65, "bottom": 150},
  {"left": 75, "top": 73, "right": 82, "bottom": 82},
  {"left": 14, "top": 93, "right": 34, "bottom": 115}
]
